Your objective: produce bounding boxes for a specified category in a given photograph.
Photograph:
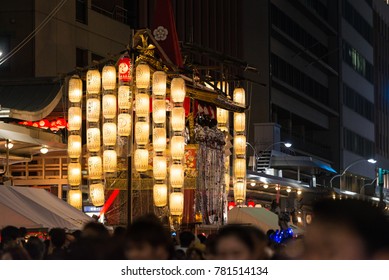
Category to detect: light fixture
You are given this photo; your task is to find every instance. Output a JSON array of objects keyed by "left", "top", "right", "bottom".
[
  {"left": 5, "top": 141, "right": 13, "bottom": 149},
  {"left": 153, "top": 156, "right": 167, "bottom": 180},
  {"left": 68, "top": 189, "right": 82, "bottom": 210},
  {"left": 68, "top": 135, "right": 81, "bottom": 158},
  {"left": 171, "top": 77, "right": 186, "bottom": 103},
  {"left": 102, "top": 94, "right": 117, "bottom": 119},
  {"left": 255, "top": 204, "right": 262, "bottom": 208},
  {"left": 89, "top": 183, "right": 105, "bottom": 207},
  {"left": 86, "top": 69, "right": 101, "bottom": 94},
  {"left": 153, "top": 184, "right": 168, "bottom": 207},
  {"left": 40, "top": 146, "right": 49, "bottom": 154},
  {"left": 234, "top": 158, "right": 246, "bottom": 178},
  {"left": 68, "top": 162, "right": 82, "bottom": 186},
  {"left": 102, "top": 64, "right": 117, "bottom": 90},
  {"left": 118, "top": 86, "right": 131, "bottom": 109},
  {"left": 216, "top": 108, "right": 228, "bottom": 125},
  {"left": 284, "top": 142, "right": 292, "bottom": 148},
  {"left": 171, "top": 107, "right": 186, "bottom": 131},
  {"left": 118, "top": 113, "right": 132, "bottom": 136},
  {"left": 152, "top": 71, "right": 167, "bottom": 96},
  {"left": 234, "top": 181, "right": 246, "bottom": 203},
  {"left": 233, "top": 87, "right": 245, "bottom": 106},
  {"left": 68, "top": 107, "right": 82, "bottom": 131},
  {"left": 136, "top": 63, "right": 150, "bottom": 89},
  {"left": 87, "top": 128, "right": 101, "bottom": 152},
  {"left": 368, "top": 158, "right": 377, "bottom": 164},
  {"left": 88, "top": 156, "right": 103, "bottom": 179},
  {"left": 297, "top": 190, "right": 302, "bottom": 195},
  {"left": 135, "top": 121, "right": 150, "bottom": 145},
  {"left": 135, "top": 93, "right": 150, "bottom": 117},
  {"left": 86, "top": 98, "right": 100, "bottom": 122},
  {"left": 286, "top": 187, "right": 291, "bottom": 193},
  {"left": 169, "top": 192, "right": 184, "bottom": 216},
  {"left": 68, "top": 75, "right": 83, "bottom": 103},
  {"left": 103, "top": 150, "right": 117, "bottom": 173},
  {"left": 233, "top": 113, "right": 245, "bottom": 132},
  {"left": 263, "top": 184, "right": 269, "bottom": 189},
  {"left": 234, "top": 135, "right": 246, "bottom": 155},
  {"left": 170, "top": 164, "right": 184, "bottom": 188},
  {"left": 134, "top": 149, "right": 149, "bottom": 172},
  {"left": 152, "top": 100, "right": 166, "bottom": 124},
  {"left": 170, "top": 136, "right": 185, "bottom": 159},
  {"left": 103, "top": 122, "right": 117, "bottom": 146},
  {"left": 250, "top": 182, "right": 256, "bottom": 187},
  {"left": 275, "top": 185, "right": 280, "bottom": 191}
]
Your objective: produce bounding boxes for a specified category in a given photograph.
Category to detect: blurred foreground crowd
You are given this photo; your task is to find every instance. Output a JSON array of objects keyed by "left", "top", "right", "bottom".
[{"left": 1, "top": 199, "right": 389, "bottom": 260}]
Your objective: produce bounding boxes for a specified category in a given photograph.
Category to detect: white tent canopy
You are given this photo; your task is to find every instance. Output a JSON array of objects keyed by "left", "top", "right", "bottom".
[
  {"left": 0, "top": 186, "right": 93, "bottom": 230},
  {"left": 227, "top": 207, "right": 304, "bottom": 235}
]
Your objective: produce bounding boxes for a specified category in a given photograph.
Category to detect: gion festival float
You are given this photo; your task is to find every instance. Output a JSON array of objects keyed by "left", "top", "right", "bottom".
[{"left": 65, "top": 30, "right": 247, "bottom": 231}]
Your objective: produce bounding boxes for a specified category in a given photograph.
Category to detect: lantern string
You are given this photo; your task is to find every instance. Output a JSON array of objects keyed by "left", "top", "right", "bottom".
[{"left": 0, "top": 0, "right": 69, "bottom": 65}]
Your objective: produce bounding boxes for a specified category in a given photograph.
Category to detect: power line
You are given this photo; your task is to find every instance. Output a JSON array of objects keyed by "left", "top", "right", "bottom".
[{"left": 0, "top": 0, "right": 69, "bottom": 65}]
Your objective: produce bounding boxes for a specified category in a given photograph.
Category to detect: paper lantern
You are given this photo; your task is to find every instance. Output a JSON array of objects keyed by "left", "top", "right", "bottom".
[
  {"left": 234, "top": 135, "right": 246, "bottom": 155},
  {"left": 170, "top": 164, "right": 184, "bottom": 188},
  {"left": 171, "top": 107, "right": 185, "bottom": 131},
  {"left": 118, "top": 86, "right": 131, "bottom": 109},
  {"left": 103, "top": 123, "right": 117, "bottom": 146},
  {"left": 87, "top": 98, "right": 100, "bottom": 123},
  {"left": 217, "top": 108, "right": 228, "bottom": 125},
  {"left": 118, "top": 113, "right": 132, "bottom": 136},
  {"left": 153, "top": 71, "right": 167, "bottom": 96},
  {"left": 86, "top": 69, "right": 101, "bottom": 94},
  {"left": 234, "top": 113, "right": 246, "bottom": 132},
  {"left": 102, "top": 94, "right": 117, "bottom": 119},
  {"left": 153, "top": 127, "right": 166, "bottom": 152},
  {"left": 68, "top": 189, "right": 82, "bottom": 210},
  {"left": 136, "top": 63, "right": 150, "bottom": 89},
  {"left": 169, "top": 192, "right": 184, "bottom": 216},
  {"left": 135, "top": 121, "right": 149, "bottom": 145},
  {"left": 102, "top": 65, "right": 116, "bottom": 90},
  {"left": 118, "top": 55, "right": 132, "bottom": 83},
  {"left": 217, "top": 81, "right": 229, "bottom": 96},
  {"left": 152, "top": 99, "right": 166, "bottom": 124},
  {"left": 234, "top": 181, "right": 246, "bottom": 202},
  {"left": 234, "top": 158, "right": 246, "bottom": 178},
  {"left": 39, "top": 119, "right": 50, "bottom": 129},
  {"left": 153, "top": 184, "right": 167, "bottom": 207},
  {"left": 171, "top": 78, "right": 186, "bottom": 103},
  {"left": 56, "top": 118, "right": 67, "bottom": 129},
  {"left": 68, "top": 75, "right": 82, "bottom": 103},
  {"left": 135, "top": 93, "right": 150, "bottom": 117},
  {"left": 68, "top": 135, "right": 82, "bottom": 159},
  {"left": 68, "top": 107, "right": 82, "bottom": 131},
  {"left": 134, "top": 149, "right": 149, "bottom": 172},
  {"left": 88, "top": 156, "right": 103, "bottom": 179},
  {"left": 103, "top": 150, "right": 117, "bottom": 173},
  {"left": 171, "top": 136, "right": 185, "bottom": 159},
  {"left": 153, "top": 156, "right": 167, "bottom": 180},
  {"left": 68, "top": 162, "right": 82, "bottom": 186},
  {"left": 233, "top": 87, "right": 245, "bottom": 106},
  {"left": 89, "top": 183, "right": 105, "bottom": 206},
  {"left": 50, "top": 121, "right": 59, "bottom": 132},
  {"left": 87, "top": 128, "right": 101, "bottom": 152}
]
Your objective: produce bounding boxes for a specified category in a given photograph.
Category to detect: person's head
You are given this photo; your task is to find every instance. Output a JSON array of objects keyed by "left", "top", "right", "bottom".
[
  {"left": 82, "top": 222, "right": 109, "bottom": 239},
  {"left": 179, "top": 231, "right": 195, "bottom": 248},
  {"left": 125, "top": 214, "right": 174, "bottom": 260},
  {"left": 197, "top": 233, "right": 207, "bottom": 244},
  {"left": 304, "top": 199, "right": 389, "bottom": 260},
  {"left": 1, "top": 246, "right": 31, "bottom": 260},
  {"left": 24, "top": 237, "right": 45, "bottom": 260},
  {"left": 1, "top": 226, "right": 19, "bottom": 246},
  {"left": 204, "top": 234, "right": 217, "bottom": 260},
  {"left": 247, "top": 226, "right": 268, "bottom": 259},
  {"left": 214, "top": 225, "right": 256, "bottom": 260},
  {"left": 18, "top": 227, "right": 27, "bottom": 238},
  {"left": 113, "top": 226, "right": 126, "bottom": 238},
  {"left": 49, "top": 228, "right": 66, "bottom": 249},
  {"left": 186, "top": 243, "right": 206, "bottom": 260}
]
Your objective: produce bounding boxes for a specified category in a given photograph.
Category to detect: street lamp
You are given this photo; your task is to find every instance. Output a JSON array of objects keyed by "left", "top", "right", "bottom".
[{"left": 329, "top": 158, "right": 377, "bottom": 188}]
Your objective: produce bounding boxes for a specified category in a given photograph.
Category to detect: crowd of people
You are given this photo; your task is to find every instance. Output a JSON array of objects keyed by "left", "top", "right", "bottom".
[{"left": 1, "top": 199, "right": 389, "bottom": 260}]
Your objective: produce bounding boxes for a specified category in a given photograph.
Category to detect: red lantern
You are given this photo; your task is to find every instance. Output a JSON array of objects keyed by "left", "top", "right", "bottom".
[
  {"left": 39, "top": 119, "right": 50, "bottom": 129},
  {"left": 56, "top": 118, "right": 67, "bottom": 129},
  {"left": 228, "top": 201, "right": 236, "bottom": 210},
  {"left": 32, "top": 122, "right": 39, "bottom": 128},
  {"left": 247, "top": 201, "right": 255, "bottom": 208},
  {"left": 50, "top": 121, "right": 59, "bottom": 132},
  {"left": 118, "top": 55, "right": 132, "bottom": 83}
]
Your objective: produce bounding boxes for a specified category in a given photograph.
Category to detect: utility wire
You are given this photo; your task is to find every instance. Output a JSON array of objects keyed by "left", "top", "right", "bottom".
[{"left": 0, "top": 0, "right": 68, "bottom": 65}]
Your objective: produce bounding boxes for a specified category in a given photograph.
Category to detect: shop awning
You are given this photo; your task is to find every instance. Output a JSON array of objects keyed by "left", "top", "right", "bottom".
[
  {"left": 0, "top": 77, "right": 63, "bottom": 121},
  {"left": 269, "top": 156, "right": 337, "bottom": 174}
]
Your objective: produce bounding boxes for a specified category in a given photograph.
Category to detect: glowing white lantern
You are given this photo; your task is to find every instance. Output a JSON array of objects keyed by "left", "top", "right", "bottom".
[
  {"left": 134, "top": 149, "right": 149, "bottom": 172},
  {"left": 68, "top": 162, "right": 82, "bottom": 186},
  {"left": 171, "top": 78, "right": 186, "bottom": 103},
  {"left": 170, "top": 164, "right": 184, "bottom": 188},
  {"left": 234, "top": 113, "right": 246, "bottom": 132},
  {"left": 169, "top": 192, "right": 184, "bottom": 216},
  {"left": 68, "top": 75, "right": 82, "bottom": 103},
  {"left": 103, "top": 150, "right": 117, "bottom": 173},
  {"left": 171, "top": 107, "right": 185, "bottom": 131},
  {"left": 153, "top": 128, "right": 166, "bottom": 152},
  {"left": 152, "top": 100, "right": 166, "bottom": 124},
  {"left": 118, "top": 113, "right": 131, "bottom": 136},
  {"left": 135, "top": 93, "right": 150, "bottom": 117},
  {"left": 89, "top": 183, "right": 105, "bottom": 206},
  {"left": 234, "top": 135, "right": 246, "bottom": 155},
  {"left": 217, "top": 108, "right": 228, "bottom": 125},
  {"left": 103, "top": 123, "right": 117, "bottom": 146},
  {"left": 68, "top": 107, "right": 82, "bottom": 131},
  {"left": 86, "top": 69, "right": 101, "bottom": 94},
  {"left": 102, "top": 94, "right": 117, "bottom": 119},
  {"left": 68, "top": 189, "right": 82, "bottom": 210},
  {"left": 118, "top": 86, "right": 131, "bottom": 109},
  {"left": 153, "top": 71, "right": 167, "bottom": 96},
  {"left": 87, "top": 98, "right": 100, "bottom": 122},
  {"left": 87, "top": 128, "right": 101, "bottom": 152},
  {"left": 68, "top": 135, "right": 82, "bottom": 159},
  {"left": 233, "top": 88, "right": 245, "bottom": 106},
  {"left": 136, "top": 64, "right": 150, "bottom": 89},
  {"left": 102, "top": 65, "right": 116, "bottom": 90},
  {"left": 135, "top": 121, "right": 149, "bottom": 145},
  {"left": 234, "top": 181, "right": 246, "bottom": 202},
  {"left": 88, "top": 156, "right": 103, "bottom": 179},
  {"left": 171, "top": 136, "right": 185, "bottom": 159},
  {"left": 153, "top": 156, "right": 167, "bottom": 180},
  {"left": 153, "top": 184, "right": 167, "bottom": 207},
  {"left": 234, "top": 158, "right": 246, "bottom": 178}
]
